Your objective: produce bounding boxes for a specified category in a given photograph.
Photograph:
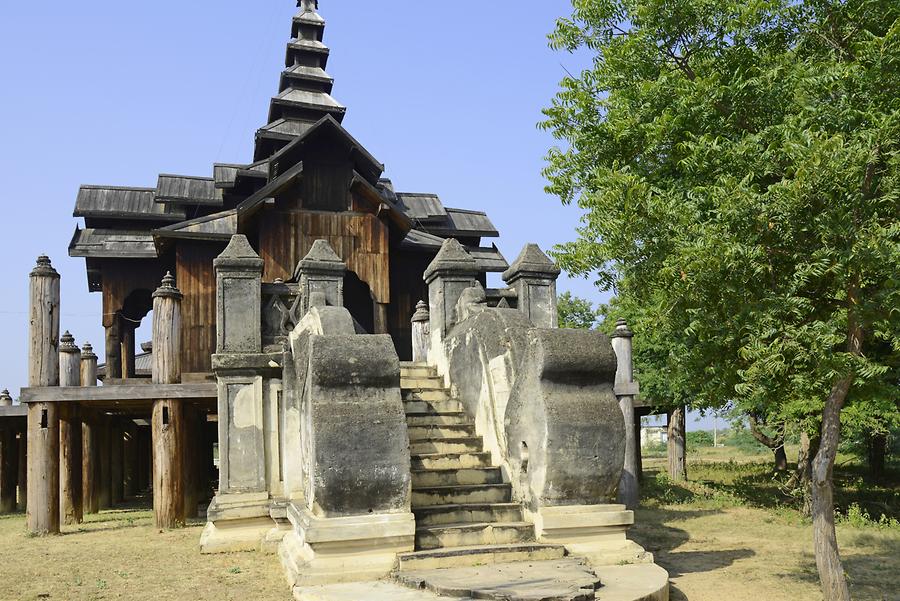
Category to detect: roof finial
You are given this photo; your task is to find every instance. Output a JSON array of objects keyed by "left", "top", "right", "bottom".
[{"left": 298, "top": 0, "right": 318, "bottom": 12}]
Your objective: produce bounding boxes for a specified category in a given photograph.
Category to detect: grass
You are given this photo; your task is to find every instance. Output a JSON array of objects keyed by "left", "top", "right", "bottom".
[
  {"left": 0, "top": 499, "right": 290, "bottom": 601},
  {"left": 0, "top": 450, "right": 896, "bottom": 600},
  {"left": 634, "top": 447, "right": 900, "bottom": 601}
]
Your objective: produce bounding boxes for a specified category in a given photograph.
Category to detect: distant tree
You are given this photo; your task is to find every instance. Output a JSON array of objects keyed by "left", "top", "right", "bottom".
[
  {"left": 557, "top": 292, "right": 601, "bottom": 329},
  {"left": 541, "top": 1, "right": 900, "bottom": 598}
]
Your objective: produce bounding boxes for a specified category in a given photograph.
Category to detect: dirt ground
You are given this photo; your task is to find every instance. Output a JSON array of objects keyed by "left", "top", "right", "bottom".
[{"left": 2, "top": 503, "right": 897, "bottom": 601}]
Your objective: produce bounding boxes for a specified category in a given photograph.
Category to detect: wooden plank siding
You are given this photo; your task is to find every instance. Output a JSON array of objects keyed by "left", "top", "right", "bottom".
[
  {"left": 100, "top": 260, "right": 168, "bottom": 328},
  {"left": 259, "top": 210, "right": 390, "bottom": 304},
  {"left": 176, "top": 243, "right": 222, "bottom": 374}
]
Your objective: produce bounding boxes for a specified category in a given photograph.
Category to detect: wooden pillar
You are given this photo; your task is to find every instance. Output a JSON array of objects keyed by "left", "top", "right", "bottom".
[
  {"left": 17, "top": 431, "right": 26, "bottom": 511},
  {"left": 27, "top": 255, "right": 61, "bottom": 535},
  {"left": 182, "top": 407, "right": 198, "bottom": 519},
  {"left": 373, "top": 301, "right": 389, "bottom": 335},
  {"left": 612, "top": 319, "right": 639, "bottom": 510},
  {"left": 59, "top": 332, "right": 83, "bottom": 525},
  {"left": 110, "top": 421, "right": 124, "bottom": 504},
  {"left": 105, "top": 319, "right": 122, "bottom": 381},
  {"left": 152, "top": 273, "right": 185, "bottom": 529},
  {"left": 121, "top": 322, "right": 136, "bottom": 380},
  {"left": 136, "top": 425, "right": 150, "bottom": 494},
  {"left": 411, "top": 301, "right": 430, "bottom": 363},
  {"left": 123, "top": 421, "right": 137, "bottom": 499},
  {"left": 80, "top": 344, "right": 99, "bottom": 514},
  {"left": 0, "top": 390, "right": 15, "bottom": 514},
  {"left": 98, "top": 417, "right": 112, "bottom": 509}
]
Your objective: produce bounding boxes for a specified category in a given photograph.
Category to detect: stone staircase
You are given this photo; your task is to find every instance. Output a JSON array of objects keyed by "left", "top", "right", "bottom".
[{"left": 396, "top": 362, "right": 568, "bottom": 572}]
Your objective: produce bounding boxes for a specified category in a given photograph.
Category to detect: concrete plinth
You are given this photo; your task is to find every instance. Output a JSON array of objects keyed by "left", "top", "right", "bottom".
[
  {"left": 534, "top": 504, "right": 653, "bottom": 566},
  {"left": 200, "top": 491, "right": 273, "bottom": 554},
  {"left": 279, "top": 505, "right": 415, "bottom": 588}
]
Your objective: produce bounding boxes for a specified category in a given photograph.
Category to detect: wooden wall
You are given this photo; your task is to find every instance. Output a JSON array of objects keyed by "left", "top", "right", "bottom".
[
  {"left": 176, "top": 243, "right": 221, "bottom": 375},
  {"left": 100, "top": 260, "right": 168, "bottom": 328},
  {"left": 388, "top": 250, "right": 433, "bottom": 361},
  {"left": 259, "top": 210, "right": 390, "bottom": 304}
]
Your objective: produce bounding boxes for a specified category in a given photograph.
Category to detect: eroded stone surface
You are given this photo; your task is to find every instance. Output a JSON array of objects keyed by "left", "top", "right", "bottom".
[{"left": 397, "top": 558, "right": 602, "bottom": 601}]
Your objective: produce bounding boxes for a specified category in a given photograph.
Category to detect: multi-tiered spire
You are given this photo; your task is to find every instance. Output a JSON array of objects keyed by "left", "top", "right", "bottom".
[{"left": 254, "top": 0, "right": 347, "bottom": 160}]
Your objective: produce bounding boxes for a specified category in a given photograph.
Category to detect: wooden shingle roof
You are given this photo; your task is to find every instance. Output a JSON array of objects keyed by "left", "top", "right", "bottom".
[
  {"left": 69, "top": 228, "right": 159, "bottom": 259},
  {"left": 74, "top": 186, "right": 185, "bottom": 222},
  {"left": 155, "top": 174, "right": 223, "bottom": 206}
]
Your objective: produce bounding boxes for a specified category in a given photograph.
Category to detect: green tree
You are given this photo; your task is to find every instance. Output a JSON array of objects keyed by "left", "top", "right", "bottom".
[
  {"left": 557, "top": 291, "right": 601, "bottom": 329},
  {"left": 541, "top": 1, "right": 900, "bottom": 599}
]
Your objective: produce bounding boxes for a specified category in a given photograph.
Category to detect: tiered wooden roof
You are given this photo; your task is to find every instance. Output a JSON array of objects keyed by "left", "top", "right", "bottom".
[{"left": 70, "top": 0, "right": 508, "bottom": 292}]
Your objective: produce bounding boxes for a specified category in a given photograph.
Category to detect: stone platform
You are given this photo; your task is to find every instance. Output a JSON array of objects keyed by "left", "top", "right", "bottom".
[{"left": 295, "top": 560, "right": 669, "bottom": 601}]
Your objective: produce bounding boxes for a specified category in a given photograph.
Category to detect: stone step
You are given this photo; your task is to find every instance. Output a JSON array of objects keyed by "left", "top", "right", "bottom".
[
  {"left": 411, "top": 467, "right": 503, "bottom": 488},
  {"left": 412, "top": 483, "right": 512, "bottom": 507},
  {"left": 400, "top": 366, "right": 435, "bottom": 379},
  {"left": 395, "top": 543, "right": 567, "bottom": 572},
  {"left": 405, "top": 413, "right": 471, "bottom": 426},
  {"left": 403, "top": 399, "right": 463, "bottom": 414},
  {"left": 409, "top": 437, "right": 484, "bottom": 456},
  {"left": 415, "top": 521, "right": 535, "bottom": 551},
  {"left": 411, "top": 452, "right": 492, "bottom": 471},
  {"left": 403, "top": 390, "right": 452, "bottom": 403},
  {"left": 407, "top": 424, "right": 476, "bottom": 441},
  {"left": 414, "top": 503, "right": 524, "bottom": 527},
  {"left": 400, "top": 377, "right": 445, "bottom": 391}
]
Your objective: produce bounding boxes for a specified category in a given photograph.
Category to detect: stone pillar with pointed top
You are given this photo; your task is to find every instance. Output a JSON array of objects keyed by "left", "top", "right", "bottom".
[
  {"left": 410, "top": 301, "right": 430, "bottom": 363},
  {"left": 0, "top": 390, "right": 15, "bottom": 514},
  {"left": 152, "top": 272, "right": 185, "bottom": 529},
  {"left": 59, "top": 332, "right": 83, "bottom": 525},
  {"left": 80, "top": 343, "right": 100, "bottom": 514},
  {"left": 27, "top": 255, "right": 61, "bottom": 534},
  {"left": 424, "top": 239, "right": 479, "bottom": 354},
  {"left": 214, "top": 235, "right": 264, "bottom": 354},
  {"left": 293, "top": 240, "right": 346, "bottom": 318},
  {"left": 203, "top": 236, "right": 274, "bottom": 553},
  {"left": 612, "top": 319, "right": 640, "bottom": 510},
  {"left": 502, "top": 244, "right": 561, "bottom": 329}
]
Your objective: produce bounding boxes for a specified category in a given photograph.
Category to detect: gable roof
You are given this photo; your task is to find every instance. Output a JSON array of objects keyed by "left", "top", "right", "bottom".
[{"left": 155, "top": 174, "right": 223, "bottom": 206}]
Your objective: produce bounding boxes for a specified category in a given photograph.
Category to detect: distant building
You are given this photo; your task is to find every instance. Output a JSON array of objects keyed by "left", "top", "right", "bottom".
[{"left": 641, "top": 426, "right": 667, "bottom": 448}]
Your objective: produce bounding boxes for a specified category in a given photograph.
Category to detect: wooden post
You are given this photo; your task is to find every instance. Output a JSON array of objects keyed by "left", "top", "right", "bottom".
[
  {"left": 123, "top": 420, "right": 137, "bottom": 499},
  {"left": 411, "top": 301, "right": 430, "bottom": 363},
  {"left": 121, "top": 322, "right": 136, "bottom": 380},
  {"left": 80, "top": 344, "right": 100, "bottom": 514},
  {"left": 98, "top": 416, "right": 112, "bottom": 509},
  {"left": 27, "top": 256, "right": 61, "bottom": 534},
  {"left": 59, "top": 332, "right": 83, "bottom": 525},
  {"left": 373, "top": 301, "right": 389, "bottom": 335},
  {"left": 105, "top": 319, "right": 122, "bottom": 381},
  {"left": 0, "top": 390, "right": 15, "bottom": 513},
  {"left": 17, "top": 431, "right": 26, "bottom": 511},
  {"left": 111, "top": 421, "right": 124, "bottom": 504},
  {"left": 152, "top": 273, "right": 185, "bottom": 529},
  {"left": 612, "top": 319, "right": 639, "bottom": 510}
]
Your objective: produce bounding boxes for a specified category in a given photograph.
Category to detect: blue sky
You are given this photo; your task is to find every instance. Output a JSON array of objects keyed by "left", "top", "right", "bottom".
[{"left": 0, "top": 1, "right": 716, "bottom": 431}]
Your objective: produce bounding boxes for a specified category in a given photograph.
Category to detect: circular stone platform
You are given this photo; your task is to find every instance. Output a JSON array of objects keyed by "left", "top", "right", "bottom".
[{"left": 294, "top": 560, "right": 669, "bottom": 601}]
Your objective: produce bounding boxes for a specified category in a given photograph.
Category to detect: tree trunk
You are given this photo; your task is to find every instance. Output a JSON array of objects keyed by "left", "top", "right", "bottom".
[
  {"left": 748, "top": 415, "right": 788, "bottom": 472},
  {"left": 774, "top": 445, "right": 788, "bottom": 472},
  {"left": 866, "top": 432, "right": 886, "bottom": 484},
  {"left": 811, "top": 377, "right": 852, "bottom": 601},
  {"left": 667, "top": 407, "right": 687, "bottom": 482}
]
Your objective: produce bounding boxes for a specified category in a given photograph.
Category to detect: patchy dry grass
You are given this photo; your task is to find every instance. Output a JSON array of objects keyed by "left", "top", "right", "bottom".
[
  {"left": 0, "top": 454, "right": 897, "bottom": 601},
  {"left": 0, "top": 500, "right": 289, "bottom": 601},
  {"left": 634, "top": 455, "right": 900, "bottom": 601}
]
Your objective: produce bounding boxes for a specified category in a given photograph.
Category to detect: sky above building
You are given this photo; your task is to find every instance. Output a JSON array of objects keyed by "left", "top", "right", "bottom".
[{"left": 0, "top": 1, "right": 718, "bottom": 431}]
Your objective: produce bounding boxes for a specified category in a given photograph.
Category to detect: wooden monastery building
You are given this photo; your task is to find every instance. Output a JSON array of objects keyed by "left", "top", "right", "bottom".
[{"left": 69, "top": 0, "right": 507, "bottom": 378}]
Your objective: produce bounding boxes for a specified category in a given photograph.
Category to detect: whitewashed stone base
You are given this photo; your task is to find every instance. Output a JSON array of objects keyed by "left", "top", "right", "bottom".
[
  {"left": 200, "top": 491, "right": 273, "bottom": 554},
  {"left": 534, "top": 504, "right": 654, "bottom": 566},
  {"left": 279, "top": 506, "right": 416, "bottom": 588}
]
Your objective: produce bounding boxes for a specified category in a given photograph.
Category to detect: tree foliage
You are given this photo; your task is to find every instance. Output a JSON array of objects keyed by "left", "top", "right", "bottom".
[
  {"left": 557, "top": 291, "right": 602, "bottom": 329},
  {"left": 542, "top": 0, "right": 900, "bottom": 597}
]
